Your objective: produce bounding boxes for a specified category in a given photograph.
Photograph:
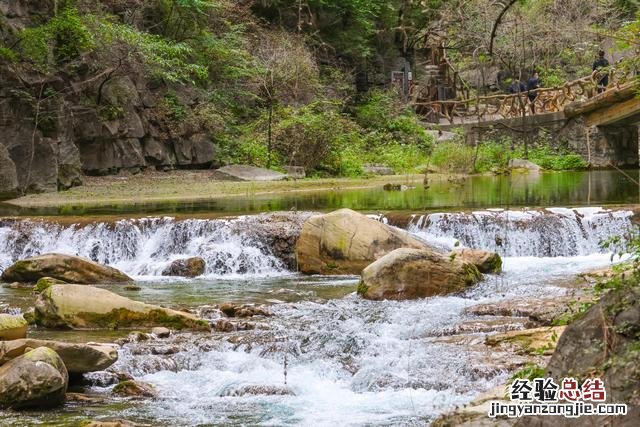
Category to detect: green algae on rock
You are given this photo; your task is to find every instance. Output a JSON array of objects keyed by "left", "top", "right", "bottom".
[
  {"left": 0, "top": 313, "right": 28, "bottom": 340},
  {"left": 358, "top": 248, "right": 482, "bottom": 300},
  {"left": 34, "top": 284, "right": 210, "bottom": 331},
  {"left": 34, "top": 276, "right": 68, "bottom": 293}
]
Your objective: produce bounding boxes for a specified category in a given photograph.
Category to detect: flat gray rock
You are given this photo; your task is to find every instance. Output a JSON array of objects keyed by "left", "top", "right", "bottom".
[
  {"left": 363, "top": 164, "right": 395, "bottom": 176},
  {"left": 508, "top": 158, "right": 541, "bottom": 171},
  {"left": 211, "top": 165, "right": 286, "bottom": 182}
]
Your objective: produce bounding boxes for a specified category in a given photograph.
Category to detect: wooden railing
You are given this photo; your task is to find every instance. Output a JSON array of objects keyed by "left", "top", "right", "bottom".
[{"left": 414, "top": 67, "right": 633, "bottom": 124}]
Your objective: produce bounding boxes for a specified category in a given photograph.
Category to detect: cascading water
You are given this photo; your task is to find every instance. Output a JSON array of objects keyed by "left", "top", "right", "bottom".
[
  {"left": 0, "top": 208, "right": 633, "bottom": 426},
  {"left": 0, "top": 214, "right": 309, "bottom": 278},
  {"left": 408, "top": 207, "right": 633, "bottom": 256}
]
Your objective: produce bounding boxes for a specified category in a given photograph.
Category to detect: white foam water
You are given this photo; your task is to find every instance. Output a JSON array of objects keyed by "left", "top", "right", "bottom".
[
  {"left": 0, "top": 217, "right": 289, "bottom": 279},
  {"left": 0, "top": 208, "right": 633, "bottom": 425},
  {"left": 408, "top": 207, "right": 632, "bottom": 256}
]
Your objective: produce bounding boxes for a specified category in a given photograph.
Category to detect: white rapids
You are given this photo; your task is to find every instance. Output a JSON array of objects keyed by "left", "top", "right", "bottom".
[{"left": 0, "top": 207, "right": 632, "bottom": 425}]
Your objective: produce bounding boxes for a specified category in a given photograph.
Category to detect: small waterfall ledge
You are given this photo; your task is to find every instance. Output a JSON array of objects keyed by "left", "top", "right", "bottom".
[
  {"left": 407, "top": 207, "right": 633, "bottom": 257},
  {"left": 0, "top": 207, "right": 632, "bottom": 278}
]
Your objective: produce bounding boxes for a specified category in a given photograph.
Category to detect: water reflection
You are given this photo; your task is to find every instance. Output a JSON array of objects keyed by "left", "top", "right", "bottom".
[{"left": 1, "top": 169, "right": 638, "bottom": 217}]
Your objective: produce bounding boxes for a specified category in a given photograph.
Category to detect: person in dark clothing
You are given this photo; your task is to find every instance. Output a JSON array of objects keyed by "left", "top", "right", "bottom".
[
  {"left": 593, "top": 50, "right": 610, "bottom": 93},
  {"left": 527, "top": 71, "right": 540, "bottom": 113},
  {"left": 508, "top": 79, "right": 526, "bottom": 94}
]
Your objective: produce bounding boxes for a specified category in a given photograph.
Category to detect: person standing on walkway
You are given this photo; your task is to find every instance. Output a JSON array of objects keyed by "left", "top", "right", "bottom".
[
  {"left": 593, "top": 50, "right": 610, "bottom": 93},
  {"left": 527, "top": 71, "right": 540, "bottom": 113}
]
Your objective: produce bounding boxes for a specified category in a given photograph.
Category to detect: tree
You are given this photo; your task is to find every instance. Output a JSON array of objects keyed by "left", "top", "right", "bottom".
[{"left": 251, "top": 31, "right": 319, "bottom": 166}]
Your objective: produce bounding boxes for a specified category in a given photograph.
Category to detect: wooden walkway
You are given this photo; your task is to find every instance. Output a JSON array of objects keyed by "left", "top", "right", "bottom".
[{"left": 413, "top": 68, "right": 637, "bottom": 126}]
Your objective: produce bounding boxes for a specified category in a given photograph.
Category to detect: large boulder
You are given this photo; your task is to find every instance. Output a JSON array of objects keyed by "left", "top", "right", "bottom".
[
  {"left": 0, "top": 339, "right": 118, "bottom": 374},
  {"left": 450, "top": 248, "right": 502, "bottom": 273},
  {"left": 162, "top": 257, "right": 205, "bottom": 277},
  {"left": 0, "top": 314, "right": 28, "bottom": 340},
  {"left": 296, "top": 209, "right": 431, "bottom": 275},
  {"left": 0, "top": 347, "right": 68, "bottom": 409},
  {"left": 1, "top": 253, "right": 133, "bottom": 284},
  {"left": 358, "top": 248, "right": 482, "bottom": 300},
  {"left": 211, "top": 165, "right": 286, "bottom": 182},
  {"left": 34, "top": 284, "right": 210, "bottom": 331}
]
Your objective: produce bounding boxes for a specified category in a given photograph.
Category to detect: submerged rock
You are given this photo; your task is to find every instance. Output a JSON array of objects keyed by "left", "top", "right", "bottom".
[
  {"left": 211, "top": 165, "right": 286, "bottom": 182},
  {"left": 358, "top": 248, "right": 481, "bottom": 300},
  {"left": 465, "top": 296, "right": 581, "bottom": 326},
  {"left": 450, "top": 248, "right": 502, "bottom": 273},
  {"left": 0, "top": 347, "right": 68, "bottom": 409},
  {"left": 112, "top": 380, "right": 156, "bottom": 398},
  {"left": 151, "top": 327, "right": 171, "bottom": 338},
  {"left": 219, "top": 303, "right": 272, "bottom": 318},
  {"left": 1, "top": 253, "right": 133, "bottom": 284},
  {"left": 0, "top": 314, "right": 28, "bottom": 340},
  {"left": 162, "top": 257, "right": 206, "bottom": 277},
  {"left": 296, "top": 208, "right": 432, "bottom": 275},
  {"left": 224, "top": 384, "right": 295, "bottom": 397},
  {"left": 0, "top": 339, "right": 118, "bottom": 374},
  {"left": 84, "top": 420, "right": 141, "bottom": 427},
  {"left": 34, "top": 284, "right": 210, "bottom": 331}
]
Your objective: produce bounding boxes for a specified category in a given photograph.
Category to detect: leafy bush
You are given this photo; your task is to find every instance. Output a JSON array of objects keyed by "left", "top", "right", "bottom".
[
  {"left": 430, "top": 141, "right": 476, "bottom": 173},
  {"left": 18, "top": 7, "right": 94, "bottom": 68},
  {"left": 272, "top": 101, "right": 356, "bottom": 170},
  {"left": 155, "top": 0, "right": 219, "bottom": 40},
  {"left": 527, "top": 147, "right": 588, "bottom": 170},
  {"left": 89, "top": 16, "right": 208, "bottom": 83}
]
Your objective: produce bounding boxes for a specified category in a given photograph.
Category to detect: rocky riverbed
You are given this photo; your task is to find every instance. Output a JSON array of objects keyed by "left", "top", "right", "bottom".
[{"left": 0, "top": 207, "right": 636, "bottom": 425}]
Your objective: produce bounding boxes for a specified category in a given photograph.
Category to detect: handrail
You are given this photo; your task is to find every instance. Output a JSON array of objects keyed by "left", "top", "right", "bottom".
[{"left": 414, "top": 66, "right": 634, "bottom": 124}]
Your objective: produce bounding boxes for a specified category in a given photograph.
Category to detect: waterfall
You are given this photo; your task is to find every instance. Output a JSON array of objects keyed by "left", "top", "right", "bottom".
[
  {"left": 408, "top": 207, "right": 633, "bottom": 257},
  {"left": 0, "top": 214, "right": 308, "bottom": 278}
]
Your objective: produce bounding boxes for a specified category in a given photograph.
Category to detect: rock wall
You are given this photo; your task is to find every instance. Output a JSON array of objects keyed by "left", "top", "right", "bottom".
[{"left": 0, "top": 1, "right": 219, "bottom": 200}]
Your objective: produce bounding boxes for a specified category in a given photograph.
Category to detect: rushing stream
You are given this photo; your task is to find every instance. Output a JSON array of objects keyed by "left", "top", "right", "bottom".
[{"left": 0, "top": 207, "right": 633, "bottom": 426}]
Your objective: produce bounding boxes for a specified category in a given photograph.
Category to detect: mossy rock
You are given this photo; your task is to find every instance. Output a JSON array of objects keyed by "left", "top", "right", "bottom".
[
  {"left": 0, "top": 347, "right": 68, "bottom": 410},
  {"left": 0, "top": 313, "right": 28, "bottom": 340},
  {"left": 34, "top": 277, "right": 68, "bottom": 293},
  {"left": 450, "top": 248, "right": 502, "bottom": 274},
  {"left": 1, "top": 253, "right": 133, "bottom": 284},
  {"left": 360, "top": 248, "right": 482, "bottom": 301},
  {"left": 34, "top": 284, "right": 210, "bottom": 331}
]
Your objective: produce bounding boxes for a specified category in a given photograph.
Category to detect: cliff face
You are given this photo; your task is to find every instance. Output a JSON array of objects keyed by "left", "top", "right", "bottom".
[{"left": 0, "top": 0, "right": 218, "bottom": 199}]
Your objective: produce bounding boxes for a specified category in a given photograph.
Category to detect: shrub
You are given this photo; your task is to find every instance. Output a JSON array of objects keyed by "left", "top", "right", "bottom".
[
  {"left": 88, "top": 16, "right": 208, "bottom": 84},
  {"left": 272, "top": 101, "right": 356, "bottom": 170},
  {"left": 18, "top": 7, "right": 94, "bottom": 68},
  {"left": 430, "top": 141, "right": 476, "bottom": 173},
  {"left": 528, "top": 147, "right": 588, "bottom": 170}
]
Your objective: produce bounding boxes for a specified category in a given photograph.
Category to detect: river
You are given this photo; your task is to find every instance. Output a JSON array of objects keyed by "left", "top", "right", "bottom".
[{"left": 0, "top": 198, "right": 633, "bottom": 425}]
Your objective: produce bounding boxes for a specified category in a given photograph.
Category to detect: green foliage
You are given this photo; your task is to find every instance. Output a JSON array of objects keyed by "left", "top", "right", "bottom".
[
  {"left": 17, "top": 7, "right": 94, "bottom": 69},
  {"left": 538, "top": 67, "right": 567, "bottom": 87},
  {"left": 161, "top": 93, "right": 187, "bottom": 121},
  {"left": 155, "top": 0, "right": 219, "bottom": 40},
  {"left": 0, "top": 46, "right": 17, "bottom": 62},
  {"left": 89, "top": 16, "right": 208, "bottom": 83},
  {"left": 510, "top": 363, "right": 546, "bottom": 382},
  {"left": 430, "top": 141, "right": 476, "bottom": 173},
  {"left": 526, "top": 147, "right": 588, "bottom": 170},
  {"left": 272, "top": 100, "right": 356, "bottom": 171}
]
